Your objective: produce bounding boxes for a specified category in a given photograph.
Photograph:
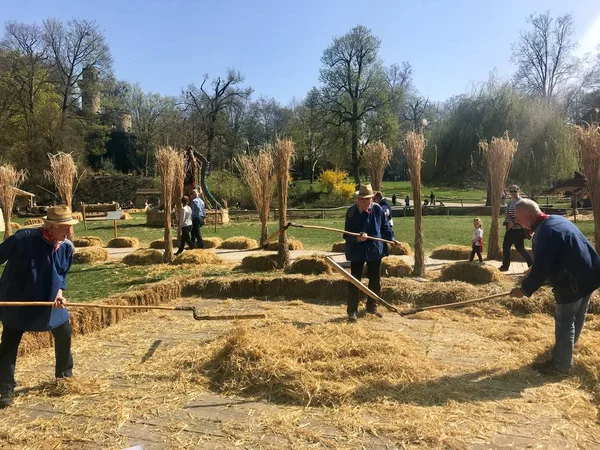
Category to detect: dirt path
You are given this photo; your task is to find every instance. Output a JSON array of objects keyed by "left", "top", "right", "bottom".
[{"left": 2, "top": 295, "right": 599, "bottom": 449}]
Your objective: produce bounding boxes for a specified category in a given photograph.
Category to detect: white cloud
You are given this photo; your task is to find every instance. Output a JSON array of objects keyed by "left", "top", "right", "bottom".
[{"left": 577, "top": 13, "right": 600, "bottom": 57}]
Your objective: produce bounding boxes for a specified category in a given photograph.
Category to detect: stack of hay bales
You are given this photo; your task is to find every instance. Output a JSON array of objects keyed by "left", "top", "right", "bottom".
[
  {"left": 431, "top": 245, "right": 472, "bottom": 260},
  {"left": 265, "top": 238, "right": 303, "bottom": 251},
  {"left": 203, "top": 237, "right": 223, "bottom": 249},
  {"left": 73, "top": 247, "right": 109, "bottom": 264},
  {"left": 72, "top": 236, "right": 105, "bottom": 247},
  {"left": 381, "top": 256, "right": 412, "bottom": 277},
  {"left": 24, "top": 218, "right": 44, "bottom": 227},
  {"left": 107, "top": 237, "right": 139, "bottom": 248},
  {"left": 171, "top": 250, "right": 224, "bottom": 266},
  {"left": 221, "top": 236, "right": 258, "bottom": 250},
  {"left": 240, "top": 254, "right": 279, "bottom": 272},
  {"left": 439, "top": 261, "right": 504, "bottom": 284},
  {"left": 285, "top": 254, "right": 331, "bottom": 275},
  {"left": 123, "top": 249, "right": 164, "bottom": 266}
]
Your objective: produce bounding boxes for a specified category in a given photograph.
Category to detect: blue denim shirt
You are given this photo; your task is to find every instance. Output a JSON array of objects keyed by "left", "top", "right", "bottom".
[
  {"left": 191, "top": 197, "right": 205, "bottom": 220},
  {"left": 344, "top": 203, "right": 394, "bottom": 262},
  {"left": 521, "top": 215, "right": 600, "bottom": 303}
]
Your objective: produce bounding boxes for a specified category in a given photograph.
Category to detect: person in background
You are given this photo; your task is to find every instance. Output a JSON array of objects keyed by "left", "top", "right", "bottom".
[
  {"left": 509, "top": 198, "right": 600, "bottom": 376},
  {"left": 429, "top": 191, "right": 435, "bottom": 206},
  {"left": 0, "top": 205, "right": 77, "bottom": 408},
  {"left": 189, "top": 189, "right": 205, "bottom": 249},
  {"left": 391, "top": 193, "right": 397, "bottom": 206},
  {"left": 500, "top": 185, "right": 533, "bottom": 272},
  {"left": 373, "top": 192, "right": 393, "bottom": 227},
  {"left": 469, "top": 218, "right": 484, "bottom": 263},
  {"left": 175, "top": 196, "right": 193, "bottom": 256},
  {"left": 405, "top": 195, "right": 410, "bottom": 208},
  {"left": 344, "top": 185, "right": 396, "bottom": 322}
]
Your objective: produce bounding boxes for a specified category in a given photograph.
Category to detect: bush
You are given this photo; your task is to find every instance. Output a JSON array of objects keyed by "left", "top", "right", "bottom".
[
  {"left": 335, "top": 183, "right": 356, "bottom": 199},
  {"left": 319, "top": 169, "right": 349, "bottom": 193},
  {"left": 207, "top": 170, "right": 253, "bottom": 208}
]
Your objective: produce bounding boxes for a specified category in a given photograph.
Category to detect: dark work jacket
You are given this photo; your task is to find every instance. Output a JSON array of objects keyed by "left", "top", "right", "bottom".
[
  {"left": 379, "top": 199, "right": 392, "bottom": 223},
  {"left": 344, "top": 203, "right": 394, "bottom": 262},
  {"left": 521, "top": 215, "right": 600, "bottom": 303},
  {"left": 0, "top": 229, "right": 72, "bottom": 331}
]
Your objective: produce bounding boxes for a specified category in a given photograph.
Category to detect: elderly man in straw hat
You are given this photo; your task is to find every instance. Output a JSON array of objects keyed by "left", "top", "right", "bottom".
[
  {"left": 0, "top": 205, "right": 77, "bottom": 408},
  {"left": 344, "top": 184, "right": 395, "bottom": 322}
]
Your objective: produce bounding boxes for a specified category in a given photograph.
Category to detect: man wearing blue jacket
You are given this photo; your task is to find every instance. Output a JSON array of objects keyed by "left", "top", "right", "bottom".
[
  {"left": 510, "top": 199, "right": 600, "bottom": 375},
  {"left": 344, "top": 184, "right": 395, "bottom": 322},
  {"left": 0, "top": 205, "right": 77, "bottom": 408}
]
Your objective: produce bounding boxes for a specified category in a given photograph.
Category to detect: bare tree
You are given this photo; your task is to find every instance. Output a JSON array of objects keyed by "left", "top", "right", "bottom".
[
  {"left": 511, "top": 11, "right": 579, "bottom": 101},
  {"left": 294, "top": 88, "right": 327, "bottom": 183},
  {"left": 402, "top": 95, "right": 430, "bottom": 131},
  {"left": 43, "top": 18, "right": 112, "bottom": 129}
]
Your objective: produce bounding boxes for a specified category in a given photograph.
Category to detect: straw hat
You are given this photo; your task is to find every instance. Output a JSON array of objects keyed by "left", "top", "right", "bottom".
[
  {"left": 355, "top": 184, "right": 375, "bottom": 199},
  {"left": 44, "top": 205, "right": 79, "bottom": 226}
]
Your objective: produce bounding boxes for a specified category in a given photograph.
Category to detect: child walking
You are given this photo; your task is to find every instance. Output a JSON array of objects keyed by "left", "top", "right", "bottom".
[{"left": 469, "top": 218, "right": 484, "bottom": 263}]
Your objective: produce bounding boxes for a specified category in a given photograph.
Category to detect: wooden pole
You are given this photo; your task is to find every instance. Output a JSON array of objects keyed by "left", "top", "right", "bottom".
[
  {"left": 400, "top": 291, "right": 512, "bottom": 316},
  {"left": 82, "top": 203, "right": 88, "bottom": 231},
  {"left": 113, "top": 219, "right": 118, "bottom": 238}
]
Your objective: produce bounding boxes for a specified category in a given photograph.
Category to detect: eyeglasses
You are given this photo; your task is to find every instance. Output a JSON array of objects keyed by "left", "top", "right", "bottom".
[{"left": 509, "top": 190, "right": 518, "bottom": 193}]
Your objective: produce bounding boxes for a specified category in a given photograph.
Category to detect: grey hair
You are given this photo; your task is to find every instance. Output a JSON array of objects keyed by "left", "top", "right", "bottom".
[
  {"left": 514, "top": 198, "right": 541, "bottom": 215},
  {"left": 191, "top": 189, "right": 199, "bottom": 195}
]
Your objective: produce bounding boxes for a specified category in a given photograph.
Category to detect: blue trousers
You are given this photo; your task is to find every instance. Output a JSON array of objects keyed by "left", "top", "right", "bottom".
[{"left": 552, "top": 295, "right": 591, "bottom": 372}]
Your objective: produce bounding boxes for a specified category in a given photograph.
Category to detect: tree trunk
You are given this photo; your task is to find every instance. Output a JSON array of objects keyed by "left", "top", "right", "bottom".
[
  {"left": 277, "top": 173, "right": 290, "bottom": 268},
  {"left": 412, "top": 183, "right": 425, "bottom": 276},
  {"left": 487, "top": 191, "right": 502, "bottom": 260},
  {"left": 351, "top": 119, "right": 360, "bottom": 188},
  {"left": 2, "top": 206, "right": 12, "bottom": 241},
  {"left": 260, "top": 215, "right": 269, "bottom": 247},
  {"left": 163, "top": 197, "right": 173, "bottom": 262}
]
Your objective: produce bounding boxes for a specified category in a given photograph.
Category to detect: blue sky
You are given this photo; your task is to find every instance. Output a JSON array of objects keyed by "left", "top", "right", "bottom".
[{"left": 2, "top": 0, "right": 599, "bottom": 104}]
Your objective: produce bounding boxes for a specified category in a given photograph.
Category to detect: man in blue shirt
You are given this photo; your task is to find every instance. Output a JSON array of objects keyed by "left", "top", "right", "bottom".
[
  {"left": 344, "top": 184, "right": 395, "bottom": 322},
  {"left": 189, "top": 189, "right": 205, "bottom": 249},
  {"left": 0, "top": 205, "right": 77, "bottom": 408},
  {"left": 510, "top": 199, "right": 600, "bottom": 376}
]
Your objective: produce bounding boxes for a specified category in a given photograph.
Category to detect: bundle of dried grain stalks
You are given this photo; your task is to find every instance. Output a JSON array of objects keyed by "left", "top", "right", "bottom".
[
  {"left": 0, "top": 163, "right": 27, "bottom": 239},
  {"left": 274, "top": 137, "right": 295, "bottom": 268},
  {"left": 363, "top": 141, "right": 392, "bottom": 191},
  {"left": 45, "top": 152, "right": 77, "bottom": 208},
  {"left": 479, "top": 132, "right": 518, "bottom": 259}
]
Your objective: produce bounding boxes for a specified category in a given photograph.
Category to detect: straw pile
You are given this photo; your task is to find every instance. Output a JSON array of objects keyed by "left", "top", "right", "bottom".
[
  {"left": 201, "top": 322, "right": 439, "bottom": 407},
  {"left": 73, "top": 247, "right": 109, "bottom": 264},
  {"left": 107, "top": 237, "right": 139, "bottom": 248},
  {"left": 156, "top": 146, "right": 184, "bottom": 262},
  {"left": 265, "top": 238, "right": 303, "bottom": 251},
  {"left": 573, "top": 123, "right": 600, "bottom": 253},
  {"left": 431, "top": 245, "right": 472, "bottom": 260},
  {"left": 122, "top": 249, "right": 164, "bottom": 266},
  {"left": 388, "top": 241, "right": 412, "bottom": 256},
  {"left": 237, "top": 146, "right": 275, "bottom": 245},
  {"left": 120, "top": 212, "right": 132, "bottom": 220},
  {"left": 479, "top": 132, "right": 518, "bottom": 259},
  {"left": 403, "top": 131, "right": 426, "bottom": 276},
  {"left": 274, "top": 137, "right": 295, "bottom": 268},
  {"left": 10, "top": 222, "right": 20, "bottom": 230},
  {"left": 440, "top": 261, "right": 505, "bottom": 284},
  {"left": 363, "top": 141, "right": 392, "bottom": 191},
  {"left": 331, "top": 241, "right": 346, "bottom": 252},
  {"left": 45, "top": 152, "right": 77, "bottom": 208},
  {"left": 381, "top": 256, "right": 412, "bottom": 277},
  {"left": 171, "top": 249, "right": 224, "bottom": 266},
  {"left": 203, "top": 237, "right": 223, "bottom": 248},
  {"left": 0, "top": 163, "right": 27, "bottom": 239},
  {"left": 494, "top": 248, "right": 533, "bottom": 263},
  {"left": 24, "top": 218, "right": 44, "bottom": 227},
  {"left": 221, "top": 236, "right": 258, "bottom": 249},
  {"left": 285, "top": 254, "right": 331, "bottom": 275},
  {"left": 241, "top": 254, "right": 279, "bottom": 272},
  {"left": 149, "top": 238, "right": 180, "bottom": 249},
  {"left": 72, "top": 236, "right": 105, "bottom": 247}
]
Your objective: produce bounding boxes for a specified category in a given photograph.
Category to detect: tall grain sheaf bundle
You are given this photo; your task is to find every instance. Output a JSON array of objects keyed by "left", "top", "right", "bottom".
[
  {"left": 479, "top": 132, "right": 518, "bottom": 259},
  {"left": 0, "top": 164, "right": 27, "bottom": 240},
  {"left": 363, "top": 141, "right": 392, "bottom": 191},
  {"left": 403, "top": 131, "right": 426, "bottom": 276},
  {"left": 173, "top": 150, "right": 186, "bottom": 219},
  {"left": 573, "top": 123, "right": 600, "bottom": 253},
  {"left": 274, "top": 138, "right": 295, "bottom": 268},
  {"left": 237, "top": 146, "right": 275, "bottom": 245},
  {"left": 156, "top": 146, "right": 182, "bottom": 262},
  {"left": 45, "top": 152, "right": 77, "bottom": 208}
]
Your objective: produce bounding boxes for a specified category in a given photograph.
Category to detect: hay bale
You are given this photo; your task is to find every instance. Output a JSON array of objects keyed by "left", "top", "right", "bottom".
[
  {"left": 171, "top": 249, "right": 224, "bottom": 266},
  {"left": 381, "top": 256, "right": 412, "bottom": 277},
  {"left": 73, "top": 247, "right": 109, "bottom": 264},
  {"left": 331, "top": 241, "right": 346, "bottom": 252},
  {"left": 388, "top": 241, "right": 412, "bottom": 256},
  {"left": 431, "top": 245, "right": 472, "bottom": 260},
  {"left": 439, "top": 261, "right": 504, "bottom": 284},
  {"left": 120, "top": 212, "right": 132, "bottom": 220},
  {"left": 24, "top": 218, "right": 44, "bottom": 227},
  {"left": 107, "top": 237, "right": 139, "bottom": 248},
  {"left": 10, "top": 222, "right": 20, "bottom": 230},
  {"left": 285, "top": 254, "right": 331, "bottom": 275},
  {"left": 122, "top": 249, "right": 164, "bottom": 266},
  {"left": 382, "top": 278, "right": 478, "bottom": 307},
  {"left": 72, "top": 212, "right": 83, "bottom": 221},
  {"left": 265, "top": 238, "right": 303, "bottom": 251},
  {"left": 221, "top": 236, "right": 258, "bottom": 250},
  {"left": 72, "top": 236, "right": 105, "bottom": 248},
  {"left": 149, "top": 238, "right": 180, "bottom": 250},
  {"left": 203, "top": 237, "right": 223, "bottom": 249},
  {"left": 240, "top": 254, "right": 279, "bottom": 272}
]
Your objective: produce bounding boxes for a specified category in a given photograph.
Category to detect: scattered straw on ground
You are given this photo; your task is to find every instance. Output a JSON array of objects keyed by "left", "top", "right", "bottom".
[
  {"left": 171, "top": 249, "right": 224, "bottom": 266},
  {"left": 73, "top": 247, "right": 109, "bottom": 264},
  {"left": 285, "top": 254, "right": 331, "bottom": 275},
  {"left": 431, "top": 244, "right": 472, "bottom": 260},
  {"left": 388, "top": 241, "right": 412, "bottom": 256},
  {"left": 122, "top": 249, "right": 164, "bottom": 266},
  {"left": 221, "top": 236, "right": 259, "bottom": 250},
  {"left": 107, "top": 237, "right": 140, "bottom": 248},
  {"left": 240, "top": 254, "right": 279, "bottom": 272},
  {"left": 381, "top": 256, "right": 412, "bottom": 277},
  {"left": 203, "top": 237, "right": 223, "bottom": 249},
  {"left": 331, "top": 241, "right": 345, "bottom": 252},
  {"left": 72, "top": 236, "right": 105, "bottom": 247},
  {"left": 439, "top": 261, "right": 505, "bottom": 284}
]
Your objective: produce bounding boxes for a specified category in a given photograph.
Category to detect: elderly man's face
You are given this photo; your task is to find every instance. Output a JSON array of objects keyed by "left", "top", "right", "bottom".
[
  {"left": 47, "top": 224, "right": 73, "bottom": 242},
  {"left": 356, "top": 197, "right": 372, "bottom": 212},
  {"left": 514, "top": 208, "right": 533, "bottom": 230}
]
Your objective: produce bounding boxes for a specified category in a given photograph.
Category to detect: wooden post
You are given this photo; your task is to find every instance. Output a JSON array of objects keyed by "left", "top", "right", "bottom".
[
  {"left": 114, "top": 219, "right": 118, "bottom": 238},
  {"left": 214, "top": 207, "right": 217, "bottom": 233},
  {"left": 82, "top": 203, "right": 88, "bottom": 231}
]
